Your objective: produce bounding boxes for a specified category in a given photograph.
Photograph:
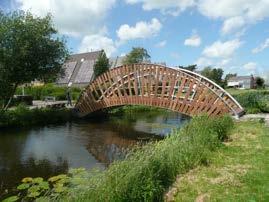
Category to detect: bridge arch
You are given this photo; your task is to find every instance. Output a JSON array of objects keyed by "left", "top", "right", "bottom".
[{"left": 75, "top": 64, "right": 244, "bottom": 118}]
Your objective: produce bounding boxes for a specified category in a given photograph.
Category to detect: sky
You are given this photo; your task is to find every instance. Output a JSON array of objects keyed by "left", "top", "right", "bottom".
[{"left": 1, "top": 0, "right": 269, "bottom": 80}]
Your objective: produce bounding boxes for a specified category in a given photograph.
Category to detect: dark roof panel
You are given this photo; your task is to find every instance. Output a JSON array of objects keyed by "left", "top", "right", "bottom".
[
  {"left": 57, "top": 51, "right": 102, "bottom": 85},
  {"left": 74, "top": 60, "right": 95, "bottom": 83},
  {"left": 57, "top": 61, "right": 77, "bottom": 84},
  {"left": 228, "top": 76, "right": 253, "bottom": 82}
]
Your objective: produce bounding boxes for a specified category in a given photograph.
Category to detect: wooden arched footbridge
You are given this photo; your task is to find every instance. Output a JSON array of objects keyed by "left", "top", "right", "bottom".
[{"left": 75, "top": 64, "right": 244, "bottom": 118}]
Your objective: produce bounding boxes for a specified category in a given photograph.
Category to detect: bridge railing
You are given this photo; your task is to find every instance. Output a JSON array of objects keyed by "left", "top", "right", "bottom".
[{"left": 75, "top": 64, "right": 244, "bottom": 118}]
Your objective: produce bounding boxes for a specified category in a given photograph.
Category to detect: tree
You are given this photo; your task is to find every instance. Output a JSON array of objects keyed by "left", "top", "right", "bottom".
[
  {"left": 225, "top": 73, "right": 237, "bottom": 81},
  {"left": 123, "top": 47, "right": 150, "bottom": 65},
  {"left": 224, "top": 73, "right": 237, "bottom": 87},
  {"left": 178, "top": 64, "right": 197, "bottom": 72},
  {"left": 93, "top": 50, "right": 109, "bottom": 79},
  {"left": 255, "top": 76, "right": 265, "bottom": 88},
  {"left": 0, "top": 11, "right": 69, "bottom": 110},
  {"left": 201, "top": 66, "right": 224, "bottom": 86}
]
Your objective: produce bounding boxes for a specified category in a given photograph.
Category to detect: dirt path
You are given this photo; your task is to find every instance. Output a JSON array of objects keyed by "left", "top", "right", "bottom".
[{"left": 240, "top": 113, "right": 269, "bottom": 125}]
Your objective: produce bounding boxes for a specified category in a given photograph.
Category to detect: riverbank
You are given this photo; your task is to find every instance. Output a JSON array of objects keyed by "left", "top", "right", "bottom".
[
  {"left": 3, "top": 115, "right": 234, "bottom": 201},
  {"left": 0, "top": 105, "right": 73, "bottom": 128},
  {"left": 168, "top": 120, "right": 269, "bottom": 201}
]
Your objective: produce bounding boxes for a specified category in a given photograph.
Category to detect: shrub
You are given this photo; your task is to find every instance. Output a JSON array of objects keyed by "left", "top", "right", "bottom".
[
  {"left": 15, "top": 84, "right": 82, "bottom": 101},
  {"left": 233, "top": 91, "right": 269, "bottom": 113},
  {"left": 0, "top": 104, "right": 72, "bottom": 128}
]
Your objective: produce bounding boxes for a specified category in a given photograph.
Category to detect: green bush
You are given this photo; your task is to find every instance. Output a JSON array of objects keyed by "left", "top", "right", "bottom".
[
  {"left": 15, "top": 84, "right": 82, "bottom": 101},
  {"left": 0, "top": 104, "right": 72, "bottom": 128},
  {"left": 5, "top": 115, "right": 234, "bottom": 201}
]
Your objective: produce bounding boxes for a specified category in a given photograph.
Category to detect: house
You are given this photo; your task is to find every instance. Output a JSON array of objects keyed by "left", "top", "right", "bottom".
[
  {"left": 57, "top": 51, "right": 128, "bottom": 87},
  {"left": 56, "top": 51, "right": 102, "bottom": 87},
  {"left": 227, "top": 75, "right": 255, "bottom": 89}
]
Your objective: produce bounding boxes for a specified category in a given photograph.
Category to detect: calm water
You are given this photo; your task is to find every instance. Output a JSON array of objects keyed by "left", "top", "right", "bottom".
[{"left": 0, "top": 111, "right": 189, "bottom": 197}]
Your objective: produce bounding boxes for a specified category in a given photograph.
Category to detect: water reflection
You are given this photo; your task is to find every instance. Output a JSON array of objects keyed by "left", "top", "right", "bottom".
[{"left": 0, "top": 111, "right": 189, "bottom": 197}]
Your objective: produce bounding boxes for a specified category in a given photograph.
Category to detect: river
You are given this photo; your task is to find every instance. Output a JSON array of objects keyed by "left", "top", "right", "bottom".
[{"left": 0, "top": 110, "right": 189, "bottom": 197}]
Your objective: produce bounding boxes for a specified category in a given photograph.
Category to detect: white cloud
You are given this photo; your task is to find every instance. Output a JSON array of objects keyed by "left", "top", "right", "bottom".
[
  {"left": 198, "top": 0, "right": 269, "bottom": 35},
  {"left": 243, "top": 62, "right": 257, "bottom": 71},
  {"left": 252, "top": 38, "right": 269, "bottom": 53},
  {"left": 202, "top": 39, "right": 242, "bottom": 58},
  {"left": 117, "top": 18, "right": 162, "bottom": 43},
  {"left": 195, "top": 57, "right": 212, "bottom": 67},
  {"left": 219, "top": 58, "right": 231, "bottom": 66},
  {"left": 127, "top": 0, "right": 269, "bottom": 35},
  {"left": 221, "top": 16, "right": 245, "bottom": 34},
  {"left": 125, "top": 0, "right": 195, "bottom": 16},
  {"left": 126, "top": 0, "right": 269, "bottom": 22},
  {"left": 79, "top": 34, "right": 116, "bottom": 57},
  {"left": 184, "top": 34, "right": 201, "bottom": 47},
  {"left": 155, "top": 40, "right": 167, "bottom": 47},
  {"left": 16, "top": 0, "right": 116, "bottom": 36},
  {"left": 197, "top": 0, "right": 269, "bottom": 21}
]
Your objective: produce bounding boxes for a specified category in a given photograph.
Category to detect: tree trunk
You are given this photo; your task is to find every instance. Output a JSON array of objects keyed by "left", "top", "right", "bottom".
[{"left": 3, "top": 83, "right": 18, "bottom": 111}]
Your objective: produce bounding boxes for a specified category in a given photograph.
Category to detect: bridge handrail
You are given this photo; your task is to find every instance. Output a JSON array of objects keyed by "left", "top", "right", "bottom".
[{"left": 175, "top": 66, "right": 243, "bottom": 111}]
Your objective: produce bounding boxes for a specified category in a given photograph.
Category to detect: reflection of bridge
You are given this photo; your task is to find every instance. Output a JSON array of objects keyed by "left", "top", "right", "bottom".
[{"left": 75, "top": 64, "right": 244, "bottom": 118}]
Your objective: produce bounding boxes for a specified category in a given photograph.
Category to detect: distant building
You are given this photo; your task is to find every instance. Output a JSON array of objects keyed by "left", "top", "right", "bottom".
[
  {"left": 227, "top": 75, "right": 255, "bottom": 89},
  {"left": 56, "top": 51, "right": 128, "bottom": 87}
]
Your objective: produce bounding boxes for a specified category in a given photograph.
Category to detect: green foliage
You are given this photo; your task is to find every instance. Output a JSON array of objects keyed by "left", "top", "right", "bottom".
[
  {"left": 178, "top": 64, "right": 197, "bottom": 72},
  {"left": 201, "top": 67, "right": 224, "bottom": 86},
  {"left": 5, "top": 115, "right": 234, "bottom": 201},
  {"left": 0, "top": 104, "right": 72, "bottom": 128},
  {"left": 15, "top": 84, "right": 81, "bottom": 101},
  {"left": 0, "top": 10, "right": 69, "bottom": 110},
  {"left": 255, "top": 76, "right": 265, "bottom": 88},
  {"left": 123, "top": 47, "right": 150, "bottom": 65},
  {"left": 2, "top": 196, "right": 19, "bottom": 202},
  {"left": 108, "top": 105, "right": 168, "bottom": 115},
  {"left": 93, "top": 50, "right": 109, "bottom": 79},
  {"left": 233, "top": 91, "right": 269, "bottom": 113}
]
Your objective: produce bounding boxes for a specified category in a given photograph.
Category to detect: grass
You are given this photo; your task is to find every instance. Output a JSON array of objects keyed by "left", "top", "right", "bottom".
[
  {"left": 226, "top": 88, "right": 269, "bottom": 95},
  {"left": 3, "top": 115, "right": 234, "bottom": 202},
  {"left": 171, "top": 120, "right": 269, "bottom": 202}
]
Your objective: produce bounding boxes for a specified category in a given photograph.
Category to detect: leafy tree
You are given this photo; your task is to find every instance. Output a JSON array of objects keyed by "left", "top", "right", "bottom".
[
  {"left": 225, "top": 73, "right": 237, "bottom": 81},
  {"left": 178, "top": 64, "right": 197, "bottom": 72},
  {"left": 0, "top": 11, "right": 69, "bottom": 111},
  {"left": 93, "top": 50, "right": 109, "bottom": 79},
  {"left": 123, "top": 47, "right": 150, "bottom": 65},
  {"left": 201, "top": 66, "right": 224, "bottom": 86},
  {"left": 255, "top": 76, "right": 265, "bottom": 88},
  {"left": 224, "top": 73, "right": 237, "bottom": 87}
]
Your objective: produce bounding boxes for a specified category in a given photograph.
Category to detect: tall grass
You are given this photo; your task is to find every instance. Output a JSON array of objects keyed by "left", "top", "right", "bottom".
[
  {"left": 61, "top": 115, "right": 234, "bottom": 202},
  {"left": 232, "top": 91, "right": 269, "bottom": 113}
]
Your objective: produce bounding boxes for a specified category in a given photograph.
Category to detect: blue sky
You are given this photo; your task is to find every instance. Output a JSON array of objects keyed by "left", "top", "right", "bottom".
[{"left": 1, "top": 0, "right": 269, "bottom": 80}]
